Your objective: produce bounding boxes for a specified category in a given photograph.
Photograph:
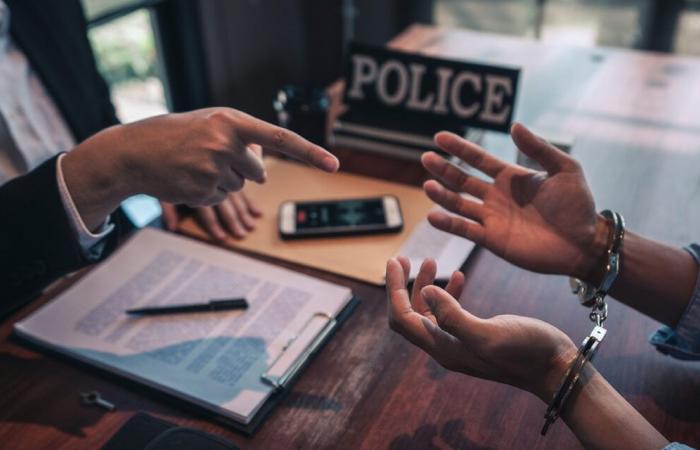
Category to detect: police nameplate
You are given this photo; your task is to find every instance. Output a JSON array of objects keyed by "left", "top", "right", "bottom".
[{"left": 343, "top": 43, "right": 520, "bottom": 134}]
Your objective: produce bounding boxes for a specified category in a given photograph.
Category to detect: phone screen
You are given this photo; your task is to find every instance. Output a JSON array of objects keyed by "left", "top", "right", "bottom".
[{"left": 295, "top": 199, "right": 386, "bottom": 230}]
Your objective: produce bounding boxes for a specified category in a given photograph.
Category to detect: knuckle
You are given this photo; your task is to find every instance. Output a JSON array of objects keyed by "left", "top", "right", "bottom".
[
  {"left": 458, "top": 201, "right": 474, "bottom": 217},
  {"left": 455, "top": 170, "right": 469, "bottom": 188},
  {"left": 210, "top": 132, "right": 231, "bottom": 151},
  {"left": 457, "top": 220, "right": 471, "bottom": 236},
  {"left": 271, "top": 128, "right": 290, "bottom": 150},
  {"left": 203, "top": 110, "right": 237, "bottom": 143},
  {"left": 205, "top": 108, "right": 232, "bottom": 125},
  {"left": 447, "top": 193, "right": 461, "bottom": 211},
  {"left": 437, "top": 161, "right": 450, "bottom": 178},
  {"left": 471, "top": 150, "right": 486, "bottom": 167}
]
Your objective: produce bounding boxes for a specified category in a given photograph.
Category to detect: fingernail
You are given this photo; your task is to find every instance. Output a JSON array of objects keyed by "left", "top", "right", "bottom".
[{"left": 323, "top": 155, "right": 339, "bottom": 172}]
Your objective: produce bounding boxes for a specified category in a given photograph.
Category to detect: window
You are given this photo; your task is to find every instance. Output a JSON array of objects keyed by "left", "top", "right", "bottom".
[
  {"left": 434, "top": 0, "right": 700, "bottom": 55},
  {"left": 674, "top": 1, "right": 700, "bottom": 55},
  {"left": 539, "top": 0, "right": 646, "bottom": 48},
  {"left": 435, "top": 0, "right": 539, "bottom": 38},
  {"left": 85, "top": 5, "right": 169, "bottom": 123}
]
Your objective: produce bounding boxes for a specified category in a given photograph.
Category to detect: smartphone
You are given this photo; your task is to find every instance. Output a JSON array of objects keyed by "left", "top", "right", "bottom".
[{"left": 279, "top": 195, "right": 403, "bottom": 239}]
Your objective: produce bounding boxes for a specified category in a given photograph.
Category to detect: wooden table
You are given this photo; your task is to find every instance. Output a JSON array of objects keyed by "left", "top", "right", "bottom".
[{"left": 1, "top": 25, "right": 699, "bottom": 449}]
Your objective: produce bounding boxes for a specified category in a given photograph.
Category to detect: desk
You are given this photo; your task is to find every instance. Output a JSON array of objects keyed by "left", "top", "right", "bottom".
[{"left": 1, "top": 25, "right": 699, "bottom": 449}]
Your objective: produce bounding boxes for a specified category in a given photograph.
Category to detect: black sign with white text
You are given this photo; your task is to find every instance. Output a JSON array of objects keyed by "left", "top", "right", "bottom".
[{"left": 343, "top": 43, "right": 520, "bottom": 134}]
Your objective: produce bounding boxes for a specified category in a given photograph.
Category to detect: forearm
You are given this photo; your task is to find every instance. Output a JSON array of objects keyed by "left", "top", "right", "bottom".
[
  {"left": 610, "top": 232, "right": 697, "bottom": 327},
  {"left": 582, "top": 217, "right": 698, "bottom": 327},
  {"left": 558, "top": 364, "right": 668, "bottom": 450}
]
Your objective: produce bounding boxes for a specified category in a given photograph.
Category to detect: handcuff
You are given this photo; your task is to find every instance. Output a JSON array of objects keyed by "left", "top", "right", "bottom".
[{"left": 541, "top": 210, "right": 625, "bottom": 435}]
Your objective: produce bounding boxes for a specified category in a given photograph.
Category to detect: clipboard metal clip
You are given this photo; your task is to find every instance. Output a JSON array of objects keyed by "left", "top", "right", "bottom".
[{"left": 261, "top": 312, "right": 336, "bottom": 390}]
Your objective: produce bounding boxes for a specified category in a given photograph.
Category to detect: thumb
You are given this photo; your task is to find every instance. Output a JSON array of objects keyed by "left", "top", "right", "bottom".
[
  {"left": 511, "top": 122, "right": 575, "bottom": 174},
  {"left": 421, "top": 285, "right": 482, "bottom": 344}
]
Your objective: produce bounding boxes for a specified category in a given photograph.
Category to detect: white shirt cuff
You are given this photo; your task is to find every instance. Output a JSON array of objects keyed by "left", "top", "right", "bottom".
[{"left": 56, "top": 153, "right": 114, "bottom": 259}]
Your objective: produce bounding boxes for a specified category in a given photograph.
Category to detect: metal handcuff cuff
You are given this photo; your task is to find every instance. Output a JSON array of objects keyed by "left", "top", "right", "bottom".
[{"left": 541, "top": 210, "right": 625, "bottom": 435}]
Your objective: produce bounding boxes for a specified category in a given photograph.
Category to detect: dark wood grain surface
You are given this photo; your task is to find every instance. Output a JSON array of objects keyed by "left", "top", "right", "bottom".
[{"left": 1, "top": 25, "right": 699, "bottom": 450}]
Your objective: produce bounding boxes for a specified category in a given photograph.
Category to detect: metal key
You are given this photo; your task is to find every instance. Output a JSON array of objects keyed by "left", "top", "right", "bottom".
[{"left": 80, "top": 391, "right": 115, "bottom": 411}]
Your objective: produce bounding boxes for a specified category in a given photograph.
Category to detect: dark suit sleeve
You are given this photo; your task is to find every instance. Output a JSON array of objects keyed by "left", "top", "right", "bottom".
[{"left": 0, "top": 155, "right": 120, "bottom": 317}]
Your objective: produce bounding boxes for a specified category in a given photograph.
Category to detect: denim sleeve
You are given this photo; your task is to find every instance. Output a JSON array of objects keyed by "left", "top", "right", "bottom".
[
  {"left": 649, "top": 244, "right": 700, "bottom": 360},
  {"left": 662, "top": 443, "right": 696, "bottom": 450}
]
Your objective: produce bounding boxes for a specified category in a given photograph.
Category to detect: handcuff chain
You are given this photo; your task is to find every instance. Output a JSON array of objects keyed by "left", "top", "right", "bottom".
[{"left": 589, "top": 296, "right": 608, "bottom": 326}]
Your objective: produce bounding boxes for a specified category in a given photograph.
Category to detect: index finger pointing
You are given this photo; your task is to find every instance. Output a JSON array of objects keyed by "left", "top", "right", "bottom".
[{"left": 235, "top": 112, "right": 339, "bottom": 172}]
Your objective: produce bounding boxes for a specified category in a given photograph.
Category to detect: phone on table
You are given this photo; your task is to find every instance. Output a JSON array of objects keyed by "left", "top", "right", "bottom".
[{"left": 278, "top": 195, "right": 403, "bottom": 239}]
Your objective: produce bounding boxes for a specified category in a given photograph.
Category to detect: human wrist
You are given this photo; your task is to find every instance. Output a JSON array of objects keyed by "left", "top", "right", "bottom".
[
  {"left": 98, "top": 125, "right": 143, "bottom": 199},
  {"left": 62, "top": 129, "right": 137, "bottom": 228},
  {"left": 573, "top": 214, "right": 611, "bottom": 284},
  {"left": 532, "top": 343, "right": 579, "bottom": 404},
  {"left": 559, "top": 363, "right": 670, "bottom": 450},
  {"left": 559, "top": 361, "right": 598, "bottom": 416},
  {"left": 63, "top": 147, "right": 134, "bottom": 202}
]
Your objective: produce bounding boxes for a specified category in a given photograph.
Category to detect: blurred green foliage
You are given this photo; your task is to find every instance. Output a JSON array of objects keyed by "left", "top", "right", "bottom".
[{"left": 88, "top": 9, "right": 158, "bottom": 86}]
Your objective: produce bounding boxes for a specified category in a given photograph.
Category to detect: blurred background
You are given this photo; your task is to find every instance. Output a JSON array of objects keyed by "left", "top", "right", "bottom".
[{"left": 81, "top": 0, "right": 700, "bottom": 123}]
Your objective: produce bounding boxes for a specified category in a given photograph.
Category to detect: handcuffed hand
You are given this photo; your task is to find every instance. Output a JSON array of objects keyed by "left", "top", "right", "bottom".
[
  {"left": 421, "top": 123, "right": 608, "bottom": 280},
  {"left": 386, "top": 256, "right": 577, "bottom": 401}
]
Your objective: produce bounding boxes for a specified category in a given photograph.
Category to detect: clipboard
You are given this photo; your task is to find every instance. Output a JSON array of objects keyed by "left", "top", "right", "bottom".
[
  {"left": 179, "top": 157, "right": 434, "bottom": 285},
  {"left": 13, "top": 296, "right": 360, "bottom": 436},
  {"left": 13, "top": 228, "right": 360, "bottom": 436}
]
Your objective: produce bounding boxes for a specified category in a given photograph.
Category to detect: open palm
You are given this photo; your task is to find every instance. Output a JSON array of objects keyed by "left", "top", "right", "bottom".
[
  {"left": 386, "top": 257, "right": 576, "bottom": 401},
  {"left": 422, "top": 123, "right": 602, "bottom": 278}
]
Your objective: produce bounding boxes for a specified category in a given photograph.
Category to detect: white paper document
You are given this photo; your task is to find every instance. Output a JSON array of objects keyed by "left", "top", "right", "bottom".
[{"left": 15, "top": 228, "right": 353, "bottom": 426}]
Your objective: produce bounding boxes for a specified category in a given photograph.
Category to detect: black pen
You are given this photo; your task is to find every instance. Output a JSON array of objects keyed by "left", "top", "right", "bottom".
[{"left": 126, "top": 298, "right": 249, "bottom": 316}]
